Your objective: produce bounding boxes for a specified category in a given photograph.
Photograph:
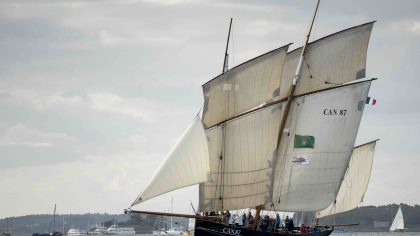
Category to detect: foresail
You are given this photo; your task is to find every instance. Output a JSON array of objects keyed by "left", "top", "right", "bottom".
[
  {"left": 202, "top": 45, "right": 289, "bottom": 129},
  {"left": 199, "top": 103, "right": 282, "bottom": 212},
  {"left": 316, "top": 140, "right": 377, "bottom": 218},
  {"left": 271, "top": 80, "right": 372, "bottom": 212},
  {"left": 390, "top": 206, "right": 404, "bottom": 231},
  {"left": 131, "top": 116, "right": 210, "bottom": 207},
  {"left": 279, "top": 22, "right": 374, "bottom": 98}
]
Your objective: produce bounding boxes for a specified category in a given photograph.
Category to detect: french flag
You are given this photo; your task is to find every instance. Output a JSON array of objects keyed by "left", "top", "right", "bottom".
[{"left": 366, "top": 97, "right": 377, "bottom": 105}]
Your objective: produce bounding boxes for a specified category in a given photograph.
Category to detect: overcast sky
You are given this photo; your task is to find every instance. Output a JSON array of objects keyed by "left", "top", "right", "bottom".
[{"left": 1, "top": 0, "right": 419, "bottom": 219}]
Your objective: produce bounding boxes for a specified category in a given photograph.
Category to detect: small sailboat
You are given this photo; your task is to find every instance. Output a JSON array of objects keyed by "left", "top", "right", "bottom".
[
  {"left": 390, "top": 206, "right": 405, "bottom": 232},
  {"left": 125, "top": 0, "right": 379, "bottom": 236}
]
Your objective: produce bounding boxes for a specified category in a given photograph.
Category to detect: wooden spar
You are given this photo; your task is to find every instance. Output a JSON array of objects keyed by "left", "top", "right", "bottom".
[
  {"left": 273, "top": 0, "right": 321, "bottom": 207},
  {"left": 276, "top": 0, "right": 321, "bottom": 150},
  {"left": 222, "top": 18, "right": 233, "bottom": 74},
  {"left": 125, "top": 209, "right": 220, "bottom": 220}
]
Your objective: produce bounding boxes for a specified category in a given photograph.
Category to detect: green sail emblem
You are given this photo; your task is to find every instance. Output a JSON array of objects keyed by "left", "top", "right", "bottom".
[{"left": 294, "top": 134, "right": 315, "bottom": 148}]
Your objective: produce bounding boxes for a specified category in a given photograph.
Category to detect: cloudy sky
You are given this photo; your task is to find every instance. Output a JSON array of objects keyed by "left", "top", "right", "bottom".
[{"left": 1, "top": 0, "right": 419, "bottom": 218}]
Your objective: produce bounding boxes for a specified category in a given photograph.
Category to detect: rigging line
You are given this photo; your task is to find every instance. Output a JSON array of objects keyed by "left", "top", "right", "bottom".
[
  {"left": 213, "top": 150, "right": 222, "bottom": 205},
  {"left": 220, "top": 124, "right": 227, "bottom": 210}
]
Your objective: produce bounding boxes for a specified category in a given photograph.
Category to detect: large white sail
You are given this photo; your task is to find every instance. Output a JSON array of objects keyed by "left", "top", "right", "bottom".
[
  {"left": 390, "top": 206, "right": 405, "bottom": 232},
  {"left": 271, "top": 80, "right": 372, "bottom": 212},
  {"left": 316, "top": 140, "right": 377, "bottom": 218},
  {"left": 202, "top": 45, "right": 289, "bottom": 129},
  {"left": 131, "top": 116, "right": 210, "bottom": 206},
  {"left": 199, "top": 103, "right": 282, "bottom": 211},
  {"left": 279, "top": 22, "right": 374, "bottom": 98}
]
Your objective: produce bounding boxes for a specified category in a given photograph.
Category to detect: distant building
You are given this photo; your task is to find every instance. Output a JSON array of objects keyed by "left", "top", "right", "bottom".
[{"left": 373, "top": 221, "right": 390, "bottom": 228}]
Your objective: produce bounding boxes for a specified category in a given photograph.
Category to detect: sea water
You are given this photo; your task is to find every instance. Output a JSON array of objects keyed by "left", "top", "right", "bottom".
[{"left": 331, "top": 233, "right": 420, "bottom": 236}]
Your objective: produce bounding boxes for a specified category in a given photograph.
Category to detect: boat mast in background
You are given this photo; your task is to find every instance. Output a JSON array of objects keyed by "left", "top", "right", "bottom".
[{"left": 222, "top": 18, "right": 233, "bottom": 74}]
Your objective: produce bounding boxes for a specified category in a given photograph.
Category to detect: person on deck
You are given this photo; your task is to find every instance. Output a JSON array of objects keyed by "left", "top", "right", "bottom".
[
  {"left": 242, "top": 213, "right": 247, "bottom": 227},
  {"left": 259, "top": 216, "right": 268, "bottom": 232},
  {"left": 287, "top": 219, "right": 295, "bottom": 233},
  {"left": 284, "top": 216, "right": 290, "bottom": 228},
  {"left": 275, "top": 213, "right": 281, "bottom": 230},
  {"left": 225, "top": 211, "right": 231, "bottom": 224},
  {"left": 246, "top": 215, "right": 255, "bottom": 229}
]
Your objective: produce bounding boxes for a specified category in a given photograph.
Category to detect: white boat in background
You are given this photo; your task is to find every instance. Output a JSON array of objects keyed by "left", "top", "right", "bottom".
[
  {"left": 88, "top": 225, "right": 107, "bottom": 235},
  {"left": 67, "top": 227, "right": 86, "bottom": 236},
  {"left": 106, "top": 224, "right": 135, "bottom": 235},
  {"left": 390, "top": 205, "right": 405, "bottom": 232}
]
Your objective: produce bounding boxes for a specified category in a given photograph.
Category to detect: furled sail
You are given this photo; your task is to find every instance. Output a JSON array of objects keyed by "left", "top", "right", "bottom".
[
  {"left": 316, "top": 140, "right": 377, "bottom": 218},
  {"left": 278, "top": 22, "right": 374, "bottom": 98},
  {"left": 271, "top": 80, "right": 372, "bottom": 212},
  {"left": 390, "top": 206, "right": 405, "bottom": 231},
  {"left": 202, "top": 45, "right": 289, "bottom": 129},
  {"left": 199, "top": 103, "right": 283, "bottom": 212},
  {"left": 131, "top": 116, "right": 210, "bottom": 206}
]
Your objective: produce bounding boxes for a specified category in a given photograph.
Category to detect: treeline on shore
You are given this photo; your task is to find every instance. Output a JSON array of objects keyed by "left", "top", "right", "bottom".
[
  {"left": 320, "top": 203, "right": 420, "bottom": 231},
  {"left": 2, "top": 204, "right": 420, "bottom": 235}
]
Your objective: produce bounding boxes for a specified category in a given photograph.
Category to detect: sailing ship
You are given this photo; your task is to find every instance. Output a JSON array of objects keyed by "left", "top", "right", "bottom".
[
  {"left": 1, "top": 218, "right": 11, "bottom": 236},
  {"left": 126, "top": 1, "right": 379, "bottom": 235},
  {"left": 32, "top": 204, "right": 63, "bottom": 236},
  {"left": 389, "top": 205, "right": 405, "bottom": 232}
]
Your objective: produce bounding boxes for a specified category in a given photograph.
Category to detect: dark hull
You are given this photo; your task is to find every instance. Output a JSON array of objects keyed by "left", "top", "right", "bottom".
[{"left": 194, "top": 219, "right": 333, "bottom": 236}]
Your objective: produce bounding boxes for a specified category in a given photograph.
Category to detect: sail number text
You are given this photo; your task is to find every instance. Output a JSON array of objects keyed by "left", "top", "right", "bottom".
[{"left": 323, "top": 109, "right": 347, "bottom": 116}]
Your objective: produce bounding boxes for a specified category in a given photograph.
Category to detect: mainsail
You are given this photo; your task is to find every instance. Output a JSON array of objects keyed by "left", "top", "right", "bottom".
[
  {"left": 271, "top": 80, "right": 372, "bottom": 212},
  {"left": 132, "top": 116, "right": 210, "bottom": 206},
  {"left": 390, "top": 206, "right": 405, "bottom": 232},
  {"left": 316, "top": 140, "right": 378, "bottom": 218},
  {"left": 199, "top": 103, "right": 283, "bottom": 211}
]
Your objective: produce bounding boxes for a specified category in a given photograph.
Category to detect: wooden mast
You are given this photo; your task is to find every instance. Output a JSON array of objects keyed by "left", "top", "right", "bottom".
[
  {"left": 274, "top": 0, "right": 321, "bottom": 206},
  {"left": 276, "top": 0, "right": 321, "bottom": 149},
  {"left": 222, "top": 18, "right": 233, "bottom": 74}
]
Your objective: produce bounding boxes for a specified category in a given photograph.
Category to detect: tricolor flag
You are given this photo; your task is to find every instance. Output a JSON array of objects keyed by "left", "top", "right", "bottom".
[{"left": 366, "top": 96, "right": 377, "bottom": 105}]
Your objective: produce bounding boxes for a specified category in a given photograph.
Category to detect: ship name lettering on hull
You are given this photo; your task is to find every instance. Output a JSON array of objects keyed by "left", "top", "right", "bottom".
[{"left": 222, "top": 228, "right": 241, "bottom": 235}]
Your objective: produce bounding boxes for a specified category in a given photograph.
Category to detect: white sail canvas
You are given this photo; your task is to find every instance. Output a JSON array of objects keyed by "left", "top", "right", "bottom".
[
  {"left": 202, "top": 45, "right": 289, "bottom": 129},
  {"left": 272, "top": 81, "right": 371, "bottom": 212},
  {"left": 316, "top": 140, "right": 377, "bottom": 218},
  {"left": 199, "top": 103, "right": 282, "bottom": 211},
  {"left": 390, "top": 206, "right": 405, "bottom": 232},
  {"left": 132, "top": 116, "right": 210, "bottom": 206},
  {"left": 279, "top": 22, "right": 374, "bottom": 98}
]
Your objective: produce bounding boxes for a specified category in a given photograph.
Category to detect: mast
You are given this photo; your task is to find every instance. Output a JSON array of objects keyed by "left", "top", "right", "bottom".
[
  {"left": 274, "top": 0, "right": 321, "bottom": 207},
  {"left": 53, "top": 204, "right": 57, "bottom": 233},
  {"left": 222, "top": 18, "right": 233, "bottom": 74},
  {"left": 276, "top": 0, "right": 321, "bottom": 149}
]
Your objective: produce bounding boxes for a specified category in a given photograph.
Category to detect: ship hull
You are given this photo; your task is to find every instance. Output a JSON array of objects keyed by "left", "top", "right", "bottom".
[{"left": 194, "top": 220, "right": 333, "bottom": 236}]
